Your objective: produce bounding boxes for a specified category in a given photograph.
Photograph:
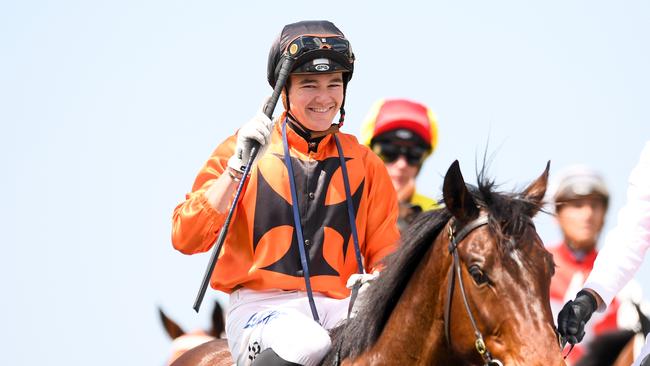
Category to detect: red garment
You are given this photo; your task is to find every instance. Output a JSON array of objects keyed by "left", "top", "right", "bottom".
[
  {"left": 172, "top": 122, "right": 400, "bottom": 299},
  {"left": 549, "top": 242, "right": 619, "bottom": 364}
]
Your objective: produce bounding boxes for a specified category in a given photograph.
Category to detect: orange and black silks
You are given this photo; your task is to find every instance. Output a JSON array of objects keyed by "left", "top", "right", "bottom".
[{"left": 172, "top": 121, "right": 400, "bottom": 299}]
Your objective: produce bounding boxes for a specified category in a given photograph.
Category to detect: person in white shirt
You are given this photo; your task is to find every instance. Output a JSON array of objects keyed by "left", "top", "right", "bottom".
[{"left": 558, "top": 141, "right": 650, "bottom": 366}]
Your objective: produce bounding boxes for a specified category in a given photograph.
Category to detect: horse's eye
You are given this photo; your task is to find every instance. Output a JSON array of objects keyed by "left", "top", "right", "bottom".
[{"left": 468, "top": 265, "right": 489, "bottom": 285}]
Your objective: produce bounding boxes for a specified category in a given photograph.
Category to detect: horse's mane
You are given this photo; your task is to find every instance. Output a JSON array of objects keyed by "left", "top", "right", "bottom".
[
  {"left": 324, "top": 171, "right": 546, "bottom": 364},
  {"left": 574, "top": 330, "right": 635, "bottom": 366},
  {"left": 324, "top": 207, "right": 452, "bottom": 363}
]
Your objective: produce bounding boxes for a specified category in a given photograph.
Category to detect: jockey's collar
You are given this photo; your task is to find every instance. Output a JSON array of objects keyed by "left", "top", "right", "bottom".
[{"left": 287, "top": 115, "right": 340, "bottom": 152}]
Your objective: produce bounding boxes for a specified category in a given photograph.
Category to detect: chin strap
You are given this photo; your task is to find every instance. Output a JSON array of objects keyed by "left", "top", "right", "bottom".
[
  {"left": 311, "top": 124, "right": 340, "bottom": 139},
  {"left": 338, "top": 106, "right": 345, "bottom": 125}
]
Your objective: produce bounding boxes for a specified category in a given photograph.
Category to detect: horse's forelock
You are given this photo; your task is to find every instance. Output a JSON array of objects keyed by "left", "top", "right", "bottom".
[{"left": 472, "top": 174, "right": 545, "bottom": 250}]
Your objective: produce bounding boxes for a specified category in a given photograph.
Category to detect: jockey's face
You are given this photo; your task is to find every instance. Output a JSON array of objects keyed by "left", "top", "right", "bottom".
[
  {"left": 287, "top": 72, "right": 344, "bottom": 132},
  {"left": 384, "top": 150, "right": 420, "bottom": 202},
  {"left": 372, "top": 140, "right": 423, "bottom": 202},
  {"left": 556, "top": 194, "right": 607, "bottom": 251}
]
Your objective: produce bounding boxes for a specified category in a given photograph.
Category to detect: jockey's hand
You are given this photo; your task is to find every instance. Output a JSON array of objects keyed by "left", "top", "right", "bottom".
[
  {"left": 557, "top": 290, "right": 598, "bottom": 345},
  {"left": 346, "top": 271, "right": 379, "bottom": 294},
  {"left": 228, "top": 100, "right": 274, "bottom": 174}
]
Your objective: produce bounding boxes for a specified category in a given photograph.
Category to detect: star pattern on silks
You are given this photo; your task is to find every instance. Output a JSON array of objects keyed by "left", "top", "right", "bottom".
[{"left": 252, "top": 154, "right": 364, "bottom": 278}]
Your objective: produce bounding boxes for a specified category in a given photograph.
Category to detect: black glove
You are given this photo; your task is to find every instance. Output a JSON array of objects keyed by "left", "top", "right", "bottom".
[{"left": 557, "top": 290, "right": 598, "bottom": 345}]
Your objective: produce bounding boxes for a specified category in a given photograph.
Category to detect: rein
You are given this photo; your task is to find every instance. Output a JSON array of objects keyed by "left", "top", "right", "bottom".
[
  {"left": 444, "top": 215, "right": 504, "bottom": 366},
  {"left": 281, "top": 120, "right": 364, "bottom": 324}
]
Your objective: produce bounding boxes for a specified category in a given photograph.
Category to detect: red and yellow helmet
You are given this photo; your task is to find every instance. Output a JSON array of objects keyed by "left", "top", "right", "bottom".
[{"left": 360, "top": 99, "right": 438, "bottom": 155}]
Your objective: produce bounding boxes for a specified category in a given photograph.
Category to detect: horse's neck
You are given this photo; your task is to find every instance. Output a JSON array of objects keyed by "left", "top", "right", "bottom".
[{"left": 364, "top": 234, "right": 450, "bottom": 364}]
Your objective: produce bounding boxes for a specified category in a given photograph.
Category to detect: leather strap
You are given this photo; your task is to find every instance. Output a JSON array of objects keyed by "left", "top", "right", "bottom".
[
  {"left": 333, "top": 134, "right": 365, "bottom": 320},
  {"left": 280, "top": 121, "right": 365, "bottom": 324},
  {"left": 282, "top": 121, "right": 319, "bottom": 323},
  {"left": 444, "top": 215, "right": 502, "bottom": 365}
]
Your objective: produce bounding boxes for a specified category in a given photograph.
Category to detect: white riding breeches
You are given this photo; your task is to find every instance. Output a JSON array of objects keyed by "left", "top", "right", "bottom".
[{"left": 226, "top": 288, "right": 350, "bottom": 366}]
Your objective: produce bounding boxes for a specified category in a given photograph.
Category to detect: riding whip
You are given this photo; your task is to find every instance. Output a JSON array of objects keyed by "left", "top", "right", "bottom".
[{"left": 193, "top": 55, "right": 295, "bottom": 312}]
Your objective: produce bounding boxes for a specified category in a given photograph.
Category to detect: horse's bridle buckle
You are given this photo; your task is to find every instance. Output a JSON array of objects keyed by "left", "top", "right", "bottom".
[{"left": 475, "top": 337, "right": 487, "bottom": 355}]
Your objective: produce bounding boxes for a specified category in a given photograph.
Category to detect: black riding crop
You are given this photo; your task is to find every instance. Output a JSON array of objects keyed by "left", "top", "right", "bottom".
[{"left": 192, "top": 55, "right": 295, "bottom": 312}]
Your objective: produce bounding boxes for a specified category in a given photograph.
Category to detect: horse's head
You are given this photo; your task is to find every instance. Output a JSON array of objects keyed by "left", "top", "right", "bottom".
[
  {"left": 441, "top": 161, "right": 564, "bottom": 365},
  {"left": 321, "top": 160, "right": 566, "bottom": 365}
]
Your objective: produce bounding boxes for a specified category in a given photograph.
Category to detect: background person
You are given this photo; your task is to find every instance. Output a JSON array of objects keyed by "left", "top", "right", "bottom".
[
  {"left": 558, "top": 141, "right": 650, "bottom": 366},
  {"left": 360, "top": 98, "right": 439, "bottom": 231},
  {"left": 547, "top": 166, "right": 619, "bottom": 364}
]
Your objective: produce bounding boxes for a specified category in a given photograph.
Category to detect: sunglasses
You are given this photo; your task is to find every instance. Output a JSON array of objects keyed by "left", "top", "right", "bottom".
[{"left": 374, "top": 143, "right": 427, "bottom": 166}]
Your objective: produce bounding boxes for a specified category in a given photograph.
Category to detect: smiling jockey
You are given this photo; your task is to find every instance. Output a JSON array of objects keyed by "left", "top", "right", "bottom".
[{"left": 172, "top": 21, "right": 399, "bottom": 366}]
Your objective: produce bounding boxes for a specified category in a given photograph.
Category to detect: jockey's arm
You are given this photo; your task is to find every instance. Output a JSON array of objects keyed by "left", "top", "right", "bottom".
[{"left": 204, "top": 168, "right": 241, "bottom": 213}]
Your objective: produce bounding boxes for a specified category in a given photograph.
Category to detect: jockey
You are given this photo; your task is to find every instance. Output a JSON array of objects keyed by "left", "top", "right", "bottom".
[
  {"left": 172, "top": 20, "right": 399, "bottom": 366},
  {"left": 558, "top": 141, "right": 650, "bottom": 366},
  {"left": 547, "top": 165, "right": 618, "bottom": 364},
  {"left": 360, "top": 98, "right": 439, "bottom": 231}
]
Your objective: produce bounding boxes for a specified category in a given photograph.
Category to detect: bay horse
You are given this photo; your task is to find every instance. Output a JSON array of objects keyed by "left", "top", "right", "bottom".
[{"left": 172, "top": 160, "right": 565, "bottom": 365}]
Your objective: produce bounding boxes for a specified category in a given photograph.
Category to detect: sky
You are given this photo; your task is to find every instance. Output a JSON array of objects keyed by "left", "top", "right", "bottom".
[{"left": 1, "top": 1, "right": 649, "bottom": 365}]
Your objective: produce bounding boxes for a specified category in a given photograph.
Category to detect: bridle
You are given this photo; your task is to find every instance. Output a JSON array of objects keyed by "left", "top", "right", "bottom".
[{"left": 444, "top": 215, "right": 504, "bottom": 366}]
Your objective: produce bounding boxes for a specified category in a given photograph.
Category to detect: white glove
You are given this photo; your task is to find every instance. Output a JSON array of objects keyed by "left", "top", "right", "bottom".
[
  {"left": 346, "top": 271, "right": 380, "bottom": 294},
  {"left": 227, "top": 104, "right": 274, "bottom": 174}
]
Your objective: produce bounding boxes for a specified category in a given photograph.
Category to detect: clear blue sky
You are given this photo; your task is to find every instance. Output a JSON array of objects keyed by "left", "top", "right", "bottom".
[{"left": 1, "top": 1, "right": 649, "bottom": 365}]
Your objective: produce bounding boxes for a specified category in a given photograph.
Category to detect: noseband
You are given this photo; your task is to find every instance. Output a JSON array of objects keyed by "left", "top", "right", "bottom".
[{"left": 444, "top": 215, "right": 504, "bottom": 366}]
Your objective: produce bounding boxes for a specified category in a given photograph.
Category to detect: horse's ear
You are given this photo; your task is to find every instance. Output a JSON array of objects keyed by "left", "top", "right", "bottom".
[
  {"left": 159, "top": 307, "right": 186, "bottom": 340},
  {"left": 443, "top": 160, "right": 480, "bottom": 223},
  {"left": 210, "top": 301, "right": 226, "bottom": 338},
  {"left": 522, "top": 161, "right": 550, "bottom": 216}
]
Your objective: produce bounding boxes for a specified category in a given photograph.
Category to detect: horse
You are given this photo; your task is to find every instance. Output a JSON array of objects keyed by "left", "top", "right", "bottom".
[
  {"left": 576, "top": 303, "right": 650, "bottom": 366},
  {"left": 172, "top": 160, "right": 566, "bottom": 365},
  {"left": 160, "top": 301, "right": 226, "bottom": 365}
]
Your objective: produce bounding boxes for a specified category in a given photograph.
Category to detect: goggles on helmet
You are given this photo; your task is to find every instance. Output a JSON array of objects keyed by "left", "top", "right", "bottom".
[
  {"left": 285, "top": 35, "right": 354, "bottom": 74},
  {"left": 373, "top": 142, "right": 427, "bottom": 166},
  {"left": 288, "top": 35, "right": 351, "bottom": 57}
]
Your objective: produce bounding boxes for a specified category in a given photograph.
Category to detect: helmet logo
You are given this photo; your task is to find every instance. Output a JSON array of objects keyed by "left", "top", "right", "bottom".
[
  {"left": 315, "top": 64, "right": 330, "bottom": 71},
  {"left": 312, "top": 58, "right": 331, "bottom": 72}
]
